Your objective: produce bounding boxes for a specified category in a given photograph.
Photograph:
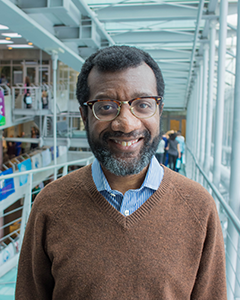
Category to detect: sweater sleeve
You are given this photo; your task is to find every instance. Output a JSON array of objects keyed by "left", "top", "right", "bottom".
[
  {"left": 190, "top": 204, "right": 227, "bottom": 299},
  {"left": 15, "top": 200, "right": 54, "bottom": 300}
]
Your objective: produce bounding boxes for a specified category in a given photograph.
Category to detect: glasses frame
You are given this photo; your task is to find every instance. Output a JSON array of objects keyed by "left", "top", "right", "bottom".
[{"left": 83, "top": 96, "right": 163, "bottom": 121}]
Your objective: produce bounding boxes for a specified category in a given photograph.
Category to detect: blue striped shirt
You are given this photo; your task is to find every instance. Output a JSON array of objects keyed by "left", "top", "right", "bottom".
[{"left": 92, "top": 156, "right": 164, "bottom": 216}]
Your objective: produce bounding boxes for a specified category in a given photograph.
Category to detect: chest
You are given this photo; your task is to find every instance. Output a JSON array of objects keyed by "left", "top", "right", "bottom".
[{"left": 46, "top": 203, "right": 204, "bottom": 299}]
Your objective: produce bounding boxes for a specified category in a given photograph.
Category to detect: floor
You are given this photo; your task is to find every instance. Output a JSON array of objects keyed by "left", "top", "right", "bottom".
[{"left": 0, "top": 267, "right": 17, "bottom": 300}]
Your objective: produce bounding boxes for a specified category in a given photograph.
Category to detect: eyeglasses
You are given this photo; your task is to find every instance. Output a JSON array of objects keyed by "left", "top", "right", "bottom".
[{"left": 83, "top": 96, "right": 163, "bottom": 121}]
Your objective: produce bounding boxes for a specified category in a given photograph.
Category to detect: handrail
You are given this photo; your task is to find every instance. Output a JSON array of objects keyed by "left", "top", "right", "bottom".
[
  {"left": 186, "top": 145, "right": 240, "bottom": 235},
  {"left": 0, "top": 83, "right": 11, "bottom": 95},
  {"left": 0, "top": 228, "right": 20, "bottom": 243},
  {"left": 0, "top": 155, "right": 95, "bottom": 181}
]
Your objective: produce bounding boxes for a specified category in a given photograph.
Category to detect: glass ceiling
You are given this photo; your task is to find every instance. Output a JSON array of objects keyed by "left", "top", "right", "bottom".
[
  {"left": 0, "top": 0, "right": 237, "bottom": 110},
  {"left": 82, "top": 0, "right": 238, "bottom": 109}
]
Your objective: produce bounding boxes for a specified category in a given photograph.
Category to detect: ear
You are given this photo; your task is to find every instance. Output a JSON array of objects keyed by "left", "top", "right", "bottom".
[
  {"left": 79, "top": 106, "right": 87, "bottom": 128},
  {"left": 159, "top": 102, "right": 164, "bottom": 116}
]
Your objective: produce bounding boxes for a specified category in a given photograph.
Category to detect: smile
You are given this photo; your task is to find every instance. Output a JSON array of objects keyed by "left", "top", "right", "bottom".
[{"left": 113, "top": 139, "right": 139, "bottom": 147}]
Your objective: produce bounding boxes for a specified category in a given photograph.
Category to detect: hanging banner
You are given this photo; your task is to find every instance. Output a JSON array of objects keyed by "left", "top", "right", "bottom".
[
  {"left": 0, "top": 242, "right": 15, "bottom": 266},
  {"left": 0, "top": 89, "right": 6, "bottom": 126},
  {"left": 0, "top": 168, "right": 15, "bottom": 201},
  {"left": 50, "top": 146, "right": 59, "bottom": 160},
  {"left": 18, "top": 159, "right": 32, "bottom": 186},
  {"left": 42, "top": 148, "right": 51, "bottom": 167},
  {"left": 31, "top": 153, "right": 42, "bottom": 169},
  {"left": 59, "top": 145, "right": 67, "bottom": 156}
]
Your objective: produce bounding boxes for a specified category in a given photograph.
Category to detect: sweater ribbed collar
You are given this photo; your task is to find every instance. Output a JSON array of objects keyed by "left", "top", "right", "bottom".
[{"left": 81, "top": 165, "right": 172, "bottom": 229}]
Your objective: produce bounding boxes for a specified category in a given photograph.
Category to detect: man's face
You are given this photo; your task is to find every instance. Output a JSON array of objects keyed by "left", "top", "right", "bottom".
[{"left": 80, "top": 63, "right": 162, "bottom": 176}]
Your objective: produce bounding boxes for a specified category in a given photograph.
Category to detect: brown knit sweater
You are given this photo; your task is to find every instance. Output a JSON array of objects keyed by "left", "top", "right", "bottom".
[{"left": 16, "top": 165, "right": 227, "bottom": 299}]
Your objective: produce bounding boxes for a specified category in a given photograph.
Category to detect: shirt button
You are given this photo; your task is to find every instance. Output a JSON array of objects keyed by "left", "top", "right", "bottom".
[
  {"left": 110, "top": 193, "right": 115, "bottom": 197},
  {"left": 125, "top": 210, "right": 129, "bottom": 216}
]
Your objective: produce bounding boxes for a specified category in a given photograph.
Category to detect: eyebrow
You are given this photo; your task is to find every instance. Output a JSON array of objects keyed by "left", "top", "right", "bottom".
[{"left": 92, "top": 92, "right": 156, "bottom": 100}]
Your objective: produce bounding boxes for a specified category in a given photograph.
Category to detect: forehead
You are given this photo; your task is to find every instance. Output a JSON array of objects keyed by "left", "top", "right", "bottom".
[{"left": 87, "top": 63, "right": 158, "bottom": 98}]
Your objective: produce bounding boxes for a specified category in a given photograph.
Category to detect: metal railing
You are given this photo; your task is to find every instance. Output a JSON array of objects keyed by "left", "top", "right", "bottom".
[
  {"left": 0, "top": 84, "right": 10, "bottom": 96},
  {"left": 11, "top": 86, "right": 44, "bottom": 111},
  {"left": 42, "top": 113, "right": 85, "bottom": 139},
  {"left": 2, "top": 147, "right": 239, "bottom": 298},
  {"left": 186, "top": 146, "right": 240, "bottom": 300},
  {"left": 0, "top": 152, "right": 94, "bottom": 278},
  {"left": 11, "top": 84, "right": 69, "bottom": 115}
]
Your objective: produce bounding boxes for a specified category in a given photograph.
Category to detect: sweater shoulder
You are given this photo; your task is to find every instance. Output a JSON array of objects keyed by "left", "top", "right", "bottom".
[
  {"left": 162, "top": 167, "right": 219, "bottom": 230},
  {"left": 32, "top": 164, "right": 92, "bottom": 215}
]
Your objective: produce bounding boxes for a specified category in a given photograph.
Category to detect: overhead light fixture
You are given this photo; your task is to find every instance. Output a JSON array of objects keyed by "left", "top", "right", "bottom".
[
  {"left": 5, "top": 37, "right": 11, "bottom": 40},
  {"left": 8, "top": 47, "right": 12, "bottom": 50},
  {"left": 2, "top": 33, "right": 22, "bottom": 38},
  {"left": 0, "top": 40, "right": 13, "bottom": 44},
  {"left": 28, "top": 42, "right": 33, "bottom": 45},
  {"left": 0, "top": 25, "right": 9, "bottom": 30},
  {"left": 7, "top": 44, "right": 33, "bottom": 48}
]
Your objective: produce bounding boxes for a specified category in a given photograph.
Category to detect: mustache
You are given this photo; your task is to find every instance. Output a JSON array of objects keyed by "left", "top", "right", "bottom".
[{"left": 102, "top": 130, "right": 149, "bottom": 142}]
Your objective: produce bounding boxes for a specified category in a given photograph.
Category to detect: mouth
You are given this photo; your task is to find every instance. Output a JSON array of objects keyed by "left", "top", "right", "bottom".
[
  {"left": 101, "top": 130, "right": 146, "bottom": 152},
  {"left": 113, "top": 139, "right": 139, "bottom": 147}
]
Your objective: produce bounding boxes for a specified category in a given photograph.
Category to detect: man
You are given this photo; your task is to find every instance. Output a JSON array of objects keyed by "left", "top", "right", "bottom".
[
  {"left": 175, "top": 130, "right": 186, "bottom": 172},
  {"left": 16, "top": 46, "right": 227, "bottom": 299}
]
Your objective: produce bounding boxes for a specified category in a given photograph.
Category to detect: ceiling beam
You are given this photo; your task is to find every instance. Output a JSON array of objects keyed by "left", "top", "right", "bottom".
[
  {"left": 95, "top": 2, "right": 236, "bottom": 22},
  {"left": 146, "top": 49, "right": 191, "bottom": 60},
  {"left": 71, "top": 0, "right": 115, "bottom": 46},
  {"left": 21, "top": 0, "right": 81, "bottom": 27},
  {"left": 113, "top": 30, "right": 194, "bottom": 44},
  {"left": 96, "top": 3, "right": 204, "bottom": 22},
  {"left": 0, "top": 0, "right": 84, "bottom": 71},
  {"left": 185, "top": 0, "right": 205, "bottom": 107}
]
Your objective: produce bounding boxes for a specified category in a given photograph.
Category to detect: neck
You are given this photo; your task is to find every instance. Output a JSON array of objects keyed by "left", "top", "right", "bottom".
[{"left": 102, "top": 165, "right": 149, "bottom": 195}]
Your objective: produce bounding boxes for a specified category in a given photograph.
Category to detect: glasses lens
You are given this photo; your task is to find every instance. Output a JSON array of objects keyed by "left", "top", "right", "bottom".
[
  {"left": 131, "top": 98, "right": 157, "bottom": 118},
  {"left": 93, "top": 100, "right": 119, "bottom": 120}
]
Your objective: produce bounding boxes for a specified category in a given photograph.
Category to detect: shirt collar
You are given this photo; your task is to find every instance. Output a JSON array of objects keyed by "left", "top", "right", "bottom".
[
  {"left": 92, "top": 155, "right": 163, "bottom": 193},
  {"left": 142, "top": 155, "right": 163, "bottom": 190},
  {"left": 92, "top": 158, "right": 111, "bottom": 192}
]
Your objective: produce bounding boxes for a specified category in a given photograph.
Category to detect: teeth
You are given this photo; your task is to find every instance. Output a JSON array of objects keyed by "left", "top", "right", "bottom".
[{"left": 114, "top": 139, "right": 138, "bottom": 147}]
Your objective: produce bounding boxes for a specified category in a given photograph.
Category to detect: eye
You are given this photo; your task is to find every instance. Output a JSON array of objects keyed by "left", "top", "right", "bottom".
[
  {"left": 138, "top": 102, "right": 151, "bottom": 109},
  {"left": 100, "top": 103, "right": 115, "bottom": 111},
  {"left": 134, "top": 99, "right": 153, "bottom": 110},
  {"left": 94, "top": 101, "right": 118, "bottom": 115}
]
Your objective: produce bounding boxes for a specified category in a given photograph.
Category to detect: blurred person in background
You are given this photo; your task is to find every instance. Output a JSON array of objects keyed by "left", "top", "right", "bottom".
[
  {"left": 6, "top": 135, "right": 16, "bottom": 160},
  {"left": 0, "top": 74, "right": 8, "bottom": 84},
  {"left": 41, "top": 90, "right": 49, "bottom": 109},
  {"left": 175, "top": 130, "right": 185, "bottom": 172},
  {"left": 16, "top": 136, "right": 22, "bottom": 156},
  {"left": 155, "top": 133, "right": 165, "bottom": 164},
  {"left": 166, "top": 132, "right": 180, "bottom": 171},
  {"left": 30, "top": 127, "right": 39, "bottom": 150},
  {"left": 23, "top": 76, "right": 32, "bottom": 108},
  {"left": 161, "top": 132, "right": 168, "bottom": 165},
  {"left": 21, "top": 132, "right": 27, "bottom": 154}
]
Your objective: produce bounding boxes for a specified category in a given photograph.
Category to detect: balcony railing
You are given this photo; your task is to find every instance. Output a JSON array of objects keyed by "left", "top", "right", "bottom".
[{"left": 186, "top": 146, "right": 240, "bottom": 300}]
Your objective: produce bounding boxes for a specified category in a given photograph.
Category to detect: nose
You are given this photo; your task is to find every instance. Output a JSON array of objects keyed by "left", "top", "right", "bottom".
[{"left": 110, "top": 103, "right": 142, "bottom": 133}]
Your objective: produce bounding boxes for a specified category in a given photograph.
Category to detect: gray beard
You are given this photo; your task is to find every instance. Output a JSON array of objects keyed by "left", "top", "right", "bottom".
[{"left": 86, "top": 120, "right": 160, "bottom": 176}]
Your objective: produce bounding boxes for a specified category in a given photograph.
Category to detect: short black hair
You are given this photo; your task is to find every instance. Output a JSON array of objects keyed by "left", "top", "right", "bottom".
[
  {"left": 76, "top": 45, "right": 165, "bottom": 116},
  {"left": 169, "top": 133, "right": 177, "bottom": 140}
]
